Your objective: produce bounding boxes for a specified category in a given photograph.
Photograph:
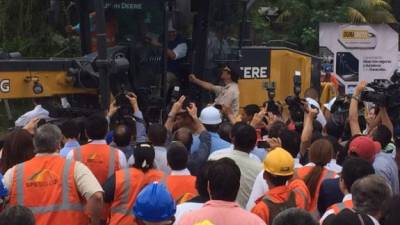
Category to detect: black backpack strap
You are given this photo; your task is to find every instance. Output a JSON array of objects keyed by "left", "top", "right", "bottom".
[{"left": 263, "top": 191, "right": 297, "bottom": 225}]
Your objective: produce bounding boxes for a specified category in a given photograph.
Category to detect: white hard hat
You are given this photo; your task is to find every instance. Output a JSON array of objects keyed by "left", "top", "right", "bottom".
[{"left": 199, "top": 106, "right": 222, "bottom": 125}]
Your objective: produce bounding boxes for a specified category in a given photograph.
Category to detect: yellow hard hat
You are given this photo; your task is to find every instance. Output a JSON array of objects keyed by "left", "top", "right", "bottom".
[
  {"left": 263, "top": 147, "right": 294, "bottom": 176},
  {"left": 194, "top": 220, "right": 215, "bottom": 225}
]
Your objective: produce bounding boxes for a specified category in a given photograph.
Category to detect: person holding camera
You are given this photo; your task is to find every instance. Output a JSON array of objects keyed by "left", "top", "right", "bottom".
[
  {"left": 189, "top": 63, "right": 240, "bottom": 117},
  {"left": 349, "top": 81, "right": 399, "bottom": 195}
]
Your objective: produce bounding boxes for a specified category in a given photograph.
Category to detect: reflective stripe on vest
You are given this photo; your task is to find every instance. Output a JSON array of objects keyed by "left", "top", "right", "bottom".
[
  {"left": 15, "top": 159, "right": 84, "bottom": 213},
  {"left": 323, "top": 170, "right": 336, "bottom": 180},
  {"left": 110, "top": 168, "right": 132, "bottom": 215},
  {"left": 74, "top": 145, "right": 116, "bottom": 179},
  {"left": 293, "top": 188, "right": 308, "bottom": 208}
]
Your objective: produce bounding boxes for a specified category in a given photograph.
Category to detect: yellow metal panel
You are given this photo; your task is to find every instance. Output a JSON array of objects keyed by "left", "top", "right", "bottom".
[
  {"left": 238, "top": 49, "right": 312, "bottom": 108},
  {"left": 0, "top": 71, "right": 96, "bottom": 99}
]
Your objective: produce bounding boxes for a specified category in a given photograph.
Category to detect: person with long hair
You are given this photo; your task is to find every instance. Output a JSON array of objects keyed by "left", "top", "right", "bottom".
[
  {"left": 104, "top": 143, "right": 165, "bottom": 225},
  {"left": 0, "top": 129, "right": 35, "bottom": 174},
  {"left": 295, "top": 139, "right": 337, "bottom": 218}
]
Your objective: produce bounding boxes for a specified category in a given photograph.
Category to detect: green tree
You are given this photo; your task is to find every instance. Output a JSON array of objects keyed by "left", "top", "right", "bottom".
[
  {"left": 249, "top": 0, "right": 397, "bottom": 54},
  {"left": 0, "top": 0, "right": 79, "bottom": 57}
]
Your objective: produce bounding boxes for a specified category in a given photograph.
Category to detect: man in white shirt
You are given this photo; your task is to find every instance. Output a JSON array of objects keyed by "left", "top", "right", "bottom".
[{"left": 209, "top": 123, "right": 262, "bottom": 208}]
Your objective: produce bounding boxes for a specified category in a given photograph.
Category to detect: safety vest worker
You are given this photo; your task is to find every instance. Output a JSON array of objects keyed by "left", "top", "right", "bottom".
[
  {"left": 166, "top": 142, "right": 197, "bottom": 203},
  {"left": 251, "top": 148, "right": 311, "bottom": 225},
  {"left": 105, "top": 143, "right": 164, "bottom": 225},
  {"left": 4, "top": 124, "right": 104, "bottom": 225},
  {"left": 295, "top": 165, "right": 337, "bottom": 214}
]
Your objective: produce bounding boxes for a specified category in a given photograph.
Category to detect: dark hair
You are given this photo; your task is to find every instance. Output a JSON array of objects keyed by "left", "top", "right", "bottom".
[
  {"left": 380, "top": 195, "right": 400, "bottom": 225},
  {"left": 273, "top": 208, "right": 318, "bottom": 225},
  {"left": 325, "top": 120, "right": 344, "bottom": 140},
  {"left": 372, "top": 125, "right": 392, "bottom": 149},
  {"left": 59, "top": 120, "right": 80, "bottom": 139},
  {"left": 85, "top": 114, "right": 108, "bottom": 140},
  {"left": 196, "top": 161, "right": 215, "bottom": 198},
  {"left": 304, "top": 139, "right": 333, "bottom": 197},
  {"left": 341, "top": 157, "right": 375, "bottom": 191},
  {"left": 279, "top": 128, "right": 300, "bottom": 158},
  {"left": 243, "top": 104, "right": 260, "bottom": 118},
  {"left": 312, "top": 120, "right": 323, "bottom": 133},
  {"left": 265, "top": 171, "right": 293, "bottom": 187},
  {"left": 167, "top": 142, "right": 188, "bottom": 170},
  {"left": 0, "top": 129, "right": 35, "bottom": 174},
  {"left": 133, "top": 143, "right": 155, "bottom": 172},
  {"left": 148, "top": 124, "right": 167, "bottom": 146},
  {"left": 208, "top": 158, "right": 241, "bottom": 201},
  {"left": 113, "top": 124, "right": 132, "bottom": 147},
  {"left": 204, "top": 124, "right": 219, "bottom": 133},
  {"left": 324, "top": 135, "right": 343, "bottom": 156},
  {"left": 337, "top": 134, "right": 363, "bottom": 165},
  {"left": 268, "top": 121, "right": 286, "bottom": 138},
  {"left": 172, "top": 128, "right": 193, "bottom": 151},
  {"left": 0, "top": 206, "right": 35, "bottom": 225},
  {"left": 225, "top": 63, "right": 240, "bottom": 83},
  {"left": 231, "top": 122, "right": 257, "bottom": 153},
  {"left": 304, "top": 88, "right": 319, "bottom": 100},
  {"left": 218, "top": 122, "right": 233, "bottom": 143}
]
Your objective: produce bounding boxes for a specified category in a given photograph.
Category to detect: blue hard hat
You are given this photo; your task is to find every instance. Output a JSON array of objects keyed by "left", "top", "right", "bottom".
[
  {"left": 0, "top": 174, "right": 8, "bottom": 197},
  {"left": 133, "top": 182, "right": 176, "bottom": 222}
]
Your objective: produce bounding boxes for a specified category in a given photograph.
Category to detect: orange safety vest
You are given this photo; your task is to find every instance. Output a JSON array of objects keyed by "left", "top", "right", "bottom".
[
  {"left": 73, "top": 144, "right": 120, "bottom": 185},
  {"left": 295, "top": 166, "right": 337, "bottom": 218},
  {"left": 9, "top": 156, "right": 88, "bottom": 225},
  {"left": 166, "top": 175, "right": 197, "bottom": 202},
  {"left": 251, "top": 179, "right": 310, "bottom": 224},
  {"left": 109, "top": 168, "right": 164, "bottom": 225},
  {"left": 329, "top": 199, "right": 353, "bottom": 215}
]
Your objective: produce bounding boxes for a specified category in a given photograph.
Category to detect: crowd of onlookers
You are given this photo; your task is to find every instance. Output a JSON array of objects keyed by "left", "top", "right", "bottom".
[{"left": 0, "top": 80, "right": 399, "bottom": 225}]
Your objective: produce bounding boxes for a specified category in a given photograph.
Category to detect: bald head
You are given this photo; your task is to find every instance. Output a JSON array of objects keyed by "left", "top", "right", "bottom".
[
  {"left": 173, "top": 128, "right": 193, "bottom": 150},
  {"left": 113, "top": 124, "right": 132, "bottom": 147}
]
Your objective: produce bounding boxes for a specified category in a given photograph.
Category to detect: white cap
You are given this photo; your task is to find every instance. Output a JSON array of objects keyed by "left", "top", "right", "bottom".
[
  {"left": 199, "top": 106, "right": 222, "bottom": 125},
  {"left": 323, "top": 97, "right": 337, "bottom": 112}
]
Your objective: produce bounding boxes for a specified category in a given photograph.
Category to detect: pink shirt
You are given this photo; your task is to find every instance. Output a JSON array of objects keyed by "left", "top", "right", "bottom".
[{"left": 178, "top": 200, "right": 266, "bottom": 225}]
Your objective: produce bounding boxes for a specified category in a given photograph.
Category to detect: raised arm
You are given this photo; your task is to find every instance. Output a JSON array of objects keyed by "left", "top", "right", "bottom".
[
  {"left": 189, "top": 74, "right": 216, "bottom": 92},
  {"left": 164, "top": 96, "right": 186, "bottom": 132},
  {"left": 299, "top": 106, "right": 318, "bottom": 157},
  {"left": 349, "top": 81, "right": 367, "bottom": 136}
]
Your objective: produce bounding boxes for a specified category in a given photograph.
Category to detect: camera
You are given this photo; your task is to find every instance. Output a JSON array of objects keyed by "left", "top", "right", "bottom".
[
  {"left": 360, "top": 70, "right": 400, "bottom": 119},
  {"left": 263, "top": 80, "right": 279, "bottom": 114},
  {"left": 113, "top": 90, "right": 135, "bottom": 125},
  {"left": 285, "top": 72, "right": 305, "bottom": 128}
]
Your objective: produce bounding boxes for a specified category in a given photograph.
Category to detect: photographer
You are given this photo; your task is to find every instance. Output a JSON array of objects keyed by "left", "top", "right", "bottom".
[
  {"left": 107, "top": 92, "right": 147, "bottom": 144},
  {"left": 349, "top": 81, "right": 399, "bottom": 194}
]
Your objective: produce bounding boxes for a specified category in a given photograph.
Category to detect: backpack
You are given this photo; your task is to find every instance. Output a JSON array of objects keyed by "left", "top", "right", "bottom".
[{"left": 263, "top": 191, "right": 296, "bottom": 225}]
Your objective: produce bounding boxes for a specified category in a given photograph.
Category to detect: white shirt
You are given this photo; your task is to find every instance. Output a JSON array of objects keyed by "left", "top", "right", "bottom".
[
  {"left": 208, "top": 146, "right": 261, "bottom": 163},
  {"left": 15, "top": 105, "right": 50, "bottom": 127},
  {"left": 173, "top": 43, "right": 188, "bottom": 60},
  {"left": 246, "top": 160, "right": 303, "bottom": 211},
  {"left": 304, "top": 162, "right": 340, "bottom": 177},
  {"left": 66, "top": 140, "right": 127, "bottom": 169},
  {"left": 170, "top": 168, "right": 191, "bottom": 176},
  {"left": 320, "top": 194, "right": 352, "bottom": 223},
  {"left": 326, "top": 159, "right": 342, "bottom": 173},
  {"left": 174, "top": 202, "right": 204, "bottom": 225},
  {"left": 213, "top": 82, "right": 240, "bottom": 116},
  {"left": 128, "top": 146, "right": 171, "bottom": 175},
  {"left": 306, "top": 97, "right": 327, "bottom": 127},
  {"left": 209, "top": 150, "right": 263, "bottom": 208}
]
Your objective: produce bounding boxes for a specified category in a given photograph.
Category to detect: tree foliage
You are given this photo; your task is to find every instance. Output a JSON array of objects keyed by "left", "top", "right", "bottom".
[
  {"left": 0, "top": 0, "right": 79, "bottom": 57},
  {"left": 248, "top": 0, "right": 397, "bottom": 54}
]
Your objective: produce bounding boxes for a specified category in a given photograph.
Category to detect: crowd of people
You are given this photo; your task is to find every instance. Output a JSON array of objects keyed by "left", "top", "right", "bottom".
[{"left": 0, "top": 72, "right": 399, "bottom": 225}]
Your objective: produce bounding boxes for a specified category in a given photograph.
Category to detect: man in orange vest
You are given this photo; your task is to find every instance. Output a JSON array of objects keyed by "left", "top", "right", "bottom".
[
  {"left": 166, "top": 141, "right": 197, "bottom": 203},
  {"left": 320, "top": 157, "right": 375, "bottom": 225},
  {"left": 104, "top": 143, "right": 165, "bottom": 225},
  {"left": 67, "top": 113, "right": 128, "bottom": 185},
  {"left": 251, "top": 147, "right": 311, "bottom": 225},
  {"left": 3, "top": 124, "right": 103, "bottom": 225}
]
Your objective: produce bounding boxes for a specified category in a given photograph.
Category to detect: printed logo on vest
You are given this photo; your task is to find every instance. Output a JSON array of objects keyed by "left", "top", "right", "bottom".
[
  {"left": 87, "top": 153, "right": 104, "bottom": 164},
  {"left": 27, "top": 169, "right": 59, "bottom": 187}
]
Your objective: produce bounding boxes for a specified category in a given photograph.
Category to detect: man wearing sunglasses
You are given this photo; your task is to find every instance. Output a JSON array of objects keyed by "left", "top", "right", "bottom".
[{"left": 189, "top": 64, "right": 240, "bottom": 117}]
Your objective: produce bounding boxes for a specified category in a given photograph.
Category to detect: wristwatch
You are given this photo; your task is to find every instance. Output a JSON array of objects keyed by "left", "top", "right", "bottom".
[{"left": 352, "top": 94, "right": 360, "bottom": 101}]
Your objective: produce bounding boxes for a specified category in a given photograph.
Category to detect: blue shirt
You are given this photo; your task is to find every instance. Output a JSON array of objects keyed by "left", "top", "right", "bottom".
[
  {"left": 191, "top": 132, "right": 231, "bottom": 154},
  {"left": 373, "top": 152, "right": 399, "bottom": 194},
  {"left": 60, "top": 140, "right": 80, "bottom": 157}
]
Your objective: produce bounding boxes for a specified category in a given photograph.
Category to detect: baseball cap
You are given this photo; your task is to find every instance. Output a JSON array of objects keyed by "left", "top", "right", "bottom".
[
  {"left": 348, "top": 136, "right": 381, "bottom": 163},
  {"left": 263, "top": 147, "right": 294, "bottom": 176},
  {"left": 199, "top": 106, "right": 222, "bottom": 125}
]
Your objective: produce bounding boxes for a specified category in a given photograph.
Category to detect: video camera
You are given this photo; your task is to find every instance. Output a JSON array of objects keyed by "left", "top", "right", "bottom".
[
  {"left": 360, "top": 70, "right": 400, "bottom": 118},
  {"left": 113, "top": 89, "right": 135, "bottom": 126},
  {"left": 285, "top": 71, "right": 305, "bottom": 125},
  {"left": 262, "top": 80, "right": 279, "bottom": 114}
]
